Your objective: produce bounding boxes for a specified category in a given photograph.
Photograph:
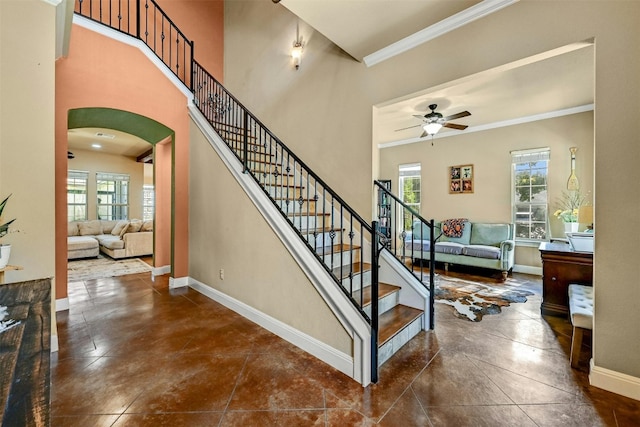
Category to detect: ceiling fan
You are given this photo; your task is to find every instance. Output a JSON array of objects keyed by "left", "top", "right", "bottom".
[{"left": 397, "top": 104, "right": 471, "bottom": 138}]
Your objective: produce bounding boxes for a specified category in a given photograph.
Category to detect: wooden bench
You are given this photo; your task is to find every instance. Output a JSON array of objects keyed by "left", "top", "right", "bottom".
[{"left": 568, "top": 284, "right": 593, "bottom": 368}]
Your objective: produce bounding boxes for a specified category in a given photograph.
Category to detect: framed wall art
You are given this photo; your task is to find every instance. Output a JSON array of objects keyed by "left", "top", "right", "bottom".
[{"left": 449, "top": 164, "right": 474, "bottom": 194}]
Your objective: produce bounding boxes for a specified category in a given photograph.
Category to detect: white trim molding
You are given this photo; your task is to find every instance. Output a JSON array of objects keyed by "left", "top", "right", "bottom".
[
  {"left": 153, "top": 265, "right": 171, "bottom": 277},
  {"left": 51, "top": 334, "right": 59, "bottom": 353},
  {"left": 590, "top": 361, "right": 640, "bottom": 401},
  {"left": 55, "top": 297, "right": 69, "bottom": 312},
  {"left": 364, "top": 0, "right": 519, "bottom": 67},
  {"left": 169, "top": 276, "right": 189, "bottom": 289},
  {"left": 190, "top": 277, "right": 354, "bottom": 380}
]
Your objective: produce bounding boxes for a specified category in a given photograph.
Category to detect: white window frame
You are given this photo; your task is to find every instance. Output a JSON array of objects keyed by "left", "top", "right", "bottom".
[
  {"left": 67, "top": 170, "right": 89, "bottom": 221},
  {"left": 511, "top": 148, "right": 550, "bottom": 242},
  {"left": 399, "top": 163, "right": 421, "bottom": 233},
  {"left": 142, "top": 185, "right": 154, "bottom": 221},
  {"left": 96, "top": 172, "right": 130, "bottom": 220}
]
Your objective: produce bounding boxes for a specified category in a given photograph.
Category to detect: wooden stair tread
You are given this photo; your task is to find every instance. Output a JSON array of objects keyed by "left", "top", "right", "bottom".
[
  {"left": 299, "top": 227, "right": 343, "bottom": 235},
  {"left": 355, "top": 282, "right": 400, "bottom": 307},
  {"left": 316, "top": 244, "right": 360, "bottom": 255},
  {"left": 332, "top": 262, "right": 372, "bottom": 278},
  {"left": 287, "top": 211, "right": 330, "bottom": 217},
  {"left": 378, "top": 305, "right": 423, "bottom": 346}
]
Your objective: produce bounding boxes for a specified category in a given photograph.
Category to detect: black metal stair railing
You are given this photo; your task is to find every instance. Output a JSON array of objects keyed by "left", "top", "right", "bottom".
[
  {"left": 73, "top": 1, "right": 382, "bottom": 383},
  {"left": 193, "top": 61, "right": 381, "bottom": 381},
  {"left": 374, "top": 180, "right": 436, "bottom": 330},
  {"left": 75, "top": 0, "right": 194, "bottom": 90}
]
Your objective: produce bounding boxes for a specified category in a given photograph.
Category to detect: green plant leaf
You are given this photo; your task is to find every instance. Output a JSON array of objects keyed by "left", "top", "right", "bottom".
[
  {"left": 0, "top": 194, "right": 11, "bottom": 217},
  {"left": 0, "top": 218, "right": 16, "bottom": 239}
]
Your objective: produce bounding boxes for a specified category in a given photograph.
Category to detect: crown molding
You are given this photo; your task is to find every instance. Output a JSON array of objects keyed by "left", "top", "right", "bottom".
[
  {"left": 378, "top": 104, "right": 594, "bottom": 149},
  {"left": 364, "top": 0, "right": 519, "bottom": 67}
]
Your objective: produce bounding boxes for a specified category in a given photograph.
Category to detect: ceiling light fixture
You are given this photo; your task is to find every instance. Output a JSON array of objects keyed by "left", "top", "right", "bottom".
[{"left": 423, "top": 122, "right": 443, "bottom": 135}]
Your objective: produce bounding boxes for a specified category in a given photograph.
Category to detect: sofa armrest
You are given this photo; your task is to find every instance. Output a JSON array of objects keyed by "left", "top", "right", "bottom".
[
  {"left": 122, "top": 231, "right": 153, "bottom": 257},
  {"left": 499, "top": 240, "right": 516, "bottom": 271}
]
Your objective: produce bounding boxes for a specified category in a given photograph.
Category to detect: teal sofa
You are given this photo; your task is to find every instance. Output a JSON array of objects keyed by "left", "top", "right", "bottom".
[{"left": 404, "top": 220, "right": 515, "bottom": 279}]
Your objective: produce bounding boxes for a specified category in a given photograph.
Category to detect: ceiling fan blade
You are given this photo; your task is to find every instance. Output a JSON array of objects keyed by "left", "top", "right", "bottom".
[
  {"left": 443, "top": 111, "right": 471, "bottom": 121},
  {"left": 443, "top": 122, "right": 468, "bottom": 130},
  {"left": 413, "top": 114, "right": 426, "bottom": 120},
  {"left": 395, "top": 124, "right": 422, "bottom": 132},
  {"left": 420, "top": 130, "right": 428, "bottom": 138}
]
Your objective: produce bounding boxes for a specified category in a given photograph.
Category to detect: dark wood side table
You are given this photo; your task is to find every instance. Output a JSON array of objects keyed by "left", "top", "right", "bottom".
[{"left": 539, "top": 242, "right": 593, "bottom": 317}]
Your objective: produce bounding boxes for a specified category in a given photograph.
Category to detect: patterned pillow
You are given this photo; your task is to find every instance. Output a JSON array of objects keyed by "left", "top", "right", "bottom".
[{"left": 442, "top": 218, "right": 468, "bottom": 238}]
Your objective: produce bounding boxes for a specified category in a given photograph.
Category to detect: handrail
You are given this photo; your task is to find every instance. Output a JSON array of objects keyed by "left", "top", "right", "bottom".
[
  {"left": 75, "top": 0, "right": 194, "bottom": 90},
  {"left": 374, "top": 180, "right": 435, "bottom": 329},
  {"left": 74, "top": 0, "right": 381, "bottom": 382}
]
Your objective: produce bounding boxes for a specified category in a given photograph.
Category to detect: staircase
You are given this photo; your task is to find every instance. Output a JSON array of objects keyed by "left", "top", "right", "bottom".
[
  {"left": 200, "top": 117, "right": 425, "bottom": 368},
  {"left": 73, "top": 1, "right": 433, "bottom": 384}
]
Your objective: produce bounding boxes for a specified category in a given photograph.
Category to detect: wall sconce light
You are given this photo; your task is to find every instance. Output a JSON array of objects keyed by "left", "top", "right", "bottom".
[
  {"left": 291, "top": 41, "right": 303, "bottom": 70},
  {"left": 291, "top": 22, "right": 304, "bottom": 70}
]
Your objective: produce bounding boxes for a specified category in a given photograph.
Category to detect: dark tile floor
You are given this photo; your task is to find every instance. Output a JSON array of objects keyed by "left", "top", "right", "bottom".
[{"left": 51, "top": 269, "right": 640, "bottom": 426}]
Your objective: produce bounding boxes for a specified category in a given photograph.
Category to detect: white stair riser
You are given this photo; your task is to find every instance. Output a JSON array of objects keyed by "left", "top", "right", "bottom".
[
  {"left": 290, "top": 215, "right": 330, "bottom": 229},
  {"left": 362, "top": 289, "right": 399, "bottom": 318},
  {"left": 337, "top": 270, "right": 372, "bottom": 292},
  {"left": 378, "top": 314, "right": 424, "bottom": 366},
  {"left": 317, "top": 249, "right": 361, "bottom": 269},
  {"left": 275, "top": 199, "right": 317, "bottom": 212},
  {"left": 267, "top": 186, "right": 305, "bottom": 199},
  {"left": 303, "top": 231, "right": 344, "bottom": 248}
]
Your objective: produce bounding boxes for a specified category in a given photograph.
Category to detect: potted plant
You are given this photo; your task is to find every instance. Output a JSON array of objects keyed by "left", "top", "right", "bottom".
[
  {"left": 0, "top": 194, "right": 16, "bottom": 269},
  {"left": 553, "top": 190, "right": 586, "bottom": 233}
]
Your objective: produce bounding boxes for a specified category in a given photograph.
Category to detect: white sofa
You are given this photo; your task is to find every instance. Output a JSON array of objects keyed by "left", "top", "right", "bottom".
[{"left": 68, "top": 219, "right": 153, "bottom": 260}]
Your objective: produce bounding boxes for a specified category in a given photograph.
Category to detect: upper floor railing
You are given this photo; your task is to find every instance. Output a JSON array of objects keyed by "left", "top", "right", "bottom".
[{"left": 75, "top": 0, "right": 194, "bottom": 90}]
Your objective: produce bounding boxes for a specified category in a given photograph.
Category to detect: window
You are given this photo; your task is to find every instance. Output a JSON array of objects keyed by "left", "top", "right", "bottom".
[
  {"left": 96, "top": 172, "right": 129, "bottom": 220},
  {"left": 399, "top": 163, "right": 421, "bottom": 232},
  {"left": 512, "top": 148, "right": 550, "bottom": 241},
  {"left": 67, "top": 170, "right": 88, "bottom": 221},
  {"left": 142, "top": 185, "right": 154, "bottom": 221}
]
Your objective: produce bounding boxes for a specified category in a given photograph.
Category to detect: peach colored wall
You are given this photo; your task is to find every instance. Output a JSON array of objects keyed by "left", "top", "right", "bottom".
[
  {"left": 156, "top": 0, "right": 224, "bottom": 82},
  {"left": 56, "top": 24, "right": 191, "bottom": 300},
  {"left": 155, "top": 138, "right": 173, "bottom": 272}
]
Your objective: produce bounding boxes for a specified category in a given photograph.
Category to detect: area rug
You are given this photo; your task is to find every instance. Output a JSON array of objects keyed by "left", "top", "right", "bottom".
[
  {"left": 68, "top": 255, "right": 152, "bottom": 282},
  {"left": 424, "top": 275, "right": 535, "bottom": 322}
]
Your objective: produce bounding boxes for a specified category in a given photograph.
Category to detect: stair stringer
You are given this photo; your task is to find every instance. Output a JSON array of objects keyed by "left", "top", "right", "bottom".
[
  {"left": 378, "top": 250, "right": 431, "bottom": 328},
  {"left": 189, "top": 106, "right": 373, "bottom": 386}
]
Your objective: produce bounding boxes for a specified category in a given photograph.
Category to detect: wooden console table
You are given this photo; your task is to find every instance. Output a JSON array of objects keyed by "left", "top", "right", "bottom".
[
  {"left": 0, "top": 278, "right": 51, "bottom": 426},
  {"left": 539, "top": 242, "right": 593, "bottom": 317}
]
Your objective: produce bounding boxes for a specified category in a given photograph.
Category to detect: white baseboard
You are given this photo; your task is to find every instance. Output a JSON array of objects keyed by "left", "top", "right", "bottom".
[
  {"left": 56, "top": 297, "right": 69, "bottom": 312},
  {"left": 590, "top": 361, "right": 640, "bottom": 401},
  {"left": 189, "top": 277, "right": 353, "bottom": 378},
  {"left": 153, "top": 265, "right": 171, "bottom": 276},
  {"left": 51, "top": 334, "right": 59, "bottom": 353},
  {"left": 169, "top": 276, "right": 189, "bottom": 289},
  {"left": 513, "top": 264, "right": 542, "bottom": 276}
]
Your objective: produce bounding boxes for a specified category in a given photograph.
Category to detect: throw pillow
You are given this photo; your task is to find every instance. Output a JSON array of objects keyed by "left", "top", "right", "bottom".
[
  {"left": 67, "top": 222, "right": 79, "bottom": 237},
  {"left": 111, "top": 220, "right": 130, "bottom": 237},
  {"left": 78, "top": 220, "right": 102, "bottom": 236},
  {"left": 141, "top": 220, "right": 153, "bottom": 232},
  {"left": 127, "top": 219, "right": 143, "bottom": 233}
]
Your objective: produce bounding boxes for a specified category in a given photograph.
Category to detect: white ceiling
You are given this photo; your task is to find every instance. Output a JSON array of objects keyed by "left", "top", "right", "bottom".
[
  {"left": 279, "top": 0, "right": 594, "bottom": 147},
  {"left": 67, "top": 128, "right": 151, "bottom": 159}
]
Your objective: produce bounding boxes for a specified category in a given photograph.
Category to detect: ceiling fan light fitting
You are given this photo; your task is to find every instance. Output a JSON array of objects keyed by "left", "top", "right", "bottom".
[{"left": 423, "top": 122, "right": 443, "bottom": 135}]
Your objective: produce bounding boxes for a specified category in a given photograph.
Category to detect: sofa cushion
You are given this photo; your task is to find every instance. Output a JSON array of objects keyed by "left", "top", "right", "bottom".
[
  {"left": 111, "top": 220, "right": 129, "bottom": 237},
  {"left": 68, "top": 235, "right": 99, "bottom": 251},
  {"left": 100, "top": 220, "right": 118, "bottom": 234},
  {"left": 470, "top": 223, "right": 512, "bottom": 247},
  {"left": 68, "top": 222, "right": 79, "bottom": 237},
  {"left": 78, "top": 220, "right": 102, "bottom": 236},
  {"left": 127, "top": 219, "right": 143, "bottom": 233},
  {"left": 411, "top": 220, "right": 441, "bottom": 240},
  {"left": 97, "top": 235, "right": 125, "bottom": 250},
  {"left": 463, "top": 244, "right": 501, "bottom": 260},
  {"left": 435, "top": 242, "right": 465, "bottom": 255},
  {"left": 141, "top": 220, "right": 153, "bottom": 232}
]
